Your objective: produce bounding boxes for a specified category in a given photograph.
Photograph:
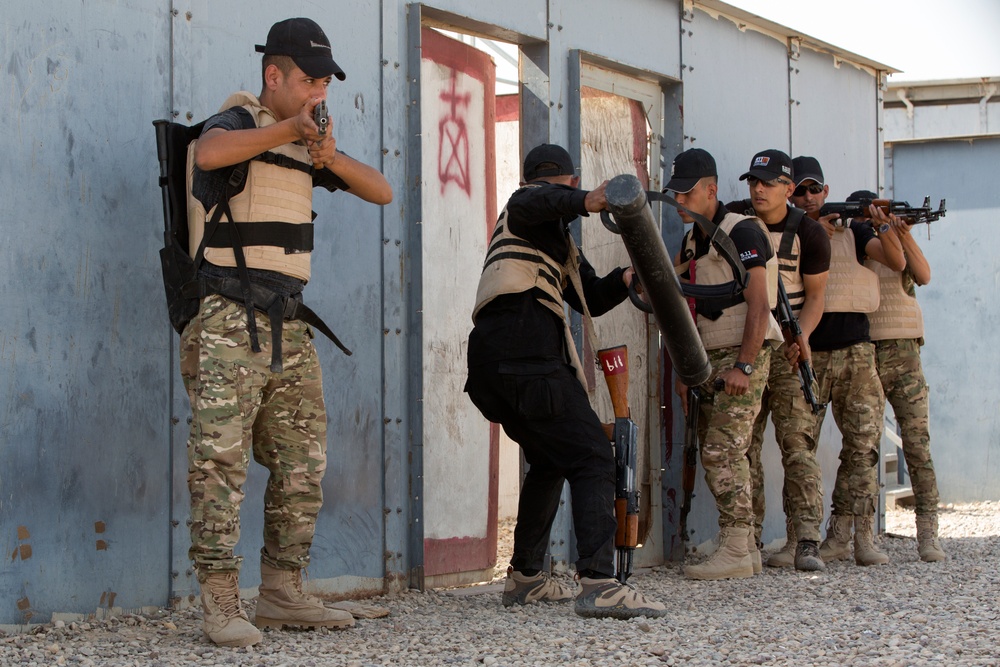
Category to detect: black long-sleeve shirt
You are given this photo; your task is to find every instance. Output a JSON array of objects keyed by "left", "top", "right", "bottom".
[{"left": 467, "top": 182, "right": 628, "bottom": 367}]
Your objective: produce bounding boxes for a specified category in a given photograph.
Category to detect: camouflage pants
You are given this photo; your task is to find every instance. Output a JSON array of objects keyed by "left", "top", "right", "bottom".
[
  {"left": 696, "top": 345, "right": 771, "bottom": 529},
  {"left": 875, "top": 338, "right": 939, "bottom": 514},
  {"left": 812, "top": 342, "right": 884, "bottom": 517},
  {"left": 180, "top": 295, "right": 328, "bottom": 580},
  {"left": 748, "top": 347, "right": 824, "bottom": 542}
]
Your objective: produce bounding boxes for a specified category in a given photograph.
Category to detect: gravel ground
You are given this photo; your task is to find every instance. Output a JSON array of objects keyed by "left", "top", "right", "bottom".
[{"left": 2, "top": 503, "right": 997, "bottom": 666}]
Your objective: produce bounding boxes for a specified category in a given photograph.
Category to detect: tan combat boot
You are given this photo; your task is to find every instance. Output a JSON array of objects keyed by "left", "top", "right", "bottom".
[
  {"left": 748, "top": 529, "right": 762, "bottom": 575},
  {"left": 200, "top": 572, "right": 262, "bottom": 647},
  {"left": 765, "top": 518, "right": 797, "bottom": 568},
  {"left": 818, "top": 514, "right": 853, "bottom": 562},
  {"left": 915, "top": 513, "right": 947, "bottom": 562},
  {"left": 853, "top": 514, "right": 889, "bottom": 566},
  {"left": 684, "top": 526, "right": 754, "bottom": 580},
  {"left": 255, "top": 563, "right": 355, "bottom": 630}
]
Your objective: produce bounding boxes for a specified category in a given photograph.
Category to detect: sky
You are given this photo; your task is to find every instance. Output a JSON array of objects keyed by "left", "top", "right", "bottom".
[{"left": 726, "top": 0, "right": 1000, "bottom": 81}]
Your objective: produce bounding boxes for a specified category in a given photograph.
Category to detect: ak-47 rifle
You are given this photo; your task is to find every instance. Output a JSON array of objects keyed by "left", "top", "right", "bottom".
[
  {"left": 679, "top": 386, "right": 701, "bottom": 544},
  {"left": 598, "top": 345, "right": 640, "bottom": 585},
  {"left": 819, "top": 196, "right": 946, "bottom": 226},
  {"left": 775, "top": 276, "right": 824, "bottom": 414}
]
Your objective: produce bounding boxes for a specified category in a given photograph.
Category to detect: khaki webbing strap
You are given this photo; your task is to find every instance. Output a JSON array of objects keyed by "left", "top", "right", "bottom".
[{"left": 564, "top": 241, "right": 602, "bottom": 389}]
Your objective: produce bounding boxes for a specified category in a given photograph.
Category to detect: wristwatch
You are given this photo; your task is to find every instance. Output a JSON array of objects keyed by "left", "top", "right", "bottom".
[{"left": 734, "top": 362, "right": 754, "bottom": 376}]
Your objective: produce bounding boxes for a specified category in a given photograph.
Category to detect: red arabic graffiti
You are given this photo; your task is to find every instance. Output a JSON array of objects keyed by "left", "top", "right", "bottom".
[{"left": 438, "top": 70, "right": 472, "bottom": 197}]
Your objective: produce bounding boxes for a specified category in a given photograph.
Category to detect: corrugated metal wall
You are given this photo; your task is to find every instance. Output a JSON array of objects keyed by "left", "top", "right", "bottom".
[
  {"left": 0, "top": 0, "right": 891, "bottom": 626},
  {"left": 885, "top": 137, "right": 1000, "bottom": 502}
]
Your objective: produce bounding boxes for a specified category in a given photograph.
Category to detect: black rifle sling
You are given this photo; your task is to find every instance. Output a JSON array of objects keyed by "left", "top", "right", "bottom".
[
  {"left": 778, "top": 207, "right": 805, "bottom": 259},
  {"left": 645, "top": 191, "right": 749, "bottom": 303}
]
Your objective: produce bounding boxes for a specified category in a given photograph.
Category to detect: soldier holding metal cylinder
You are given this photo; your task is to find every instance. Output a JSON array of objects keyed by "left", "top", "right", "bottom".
[
  {"left": 464, "top": 144, "right": 666, "bottom": 619},
  {"left": 668, "top": 148, "right": 783, "bottom": 580}
]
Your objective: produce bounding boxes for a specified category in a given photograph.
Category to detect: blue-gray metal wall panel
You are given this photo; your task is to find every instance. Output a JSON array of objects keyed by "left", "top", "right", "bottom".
[
  {"left": 0, "top": 2, "right": 174, "bottom": 624},
  {"left": 790, "top": 48, "right": 879, "bottom": 199},
  {"left": 681, "top": 9, "right": 791, "bottom": 203},
  {"left": 888, "top": 138, "right": 1000, "bottom": 502},
  {"left": 551, "top": 0, "right": 681, "bottom": 79}
]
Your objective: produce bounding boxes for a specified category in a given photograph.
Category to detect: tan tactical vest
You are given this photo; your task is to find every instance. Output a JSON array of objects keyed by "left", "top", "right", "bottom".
[
  {"left": 865, "top": 262, "right": 924, "bottom": 340},
  {"left": 676, "top": 212, "right": 783, "bottom": 351},
  {"left": 473, "top": 193, "right": 595, "bottom": 386},
  {"left": 186, "top": 91, "right": 315, "bottom": 281},
  {"left": 824, "top": 225, "right": 879, "bottom": 313}
]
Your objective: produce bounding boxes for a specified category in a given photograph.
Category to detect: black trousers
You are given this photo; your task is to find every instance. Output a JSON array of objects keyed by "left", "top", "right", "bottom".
[{"left": 465, "top": 360, "right": 617, "bottom": 575}]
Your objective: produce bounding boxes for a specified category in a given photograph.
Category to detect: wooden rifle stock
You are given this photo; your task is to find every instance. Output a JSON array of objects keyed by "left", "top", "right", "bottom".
[{"left": 597, "top": 346, "right": 639, "bottom": 580}]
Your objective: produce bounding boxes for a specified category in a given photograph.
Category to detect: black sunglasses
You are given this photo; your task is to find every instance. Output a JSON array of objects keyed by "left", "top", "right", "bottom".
[{"left": 793, "top": 183, "right": 824, "bottom": 197}]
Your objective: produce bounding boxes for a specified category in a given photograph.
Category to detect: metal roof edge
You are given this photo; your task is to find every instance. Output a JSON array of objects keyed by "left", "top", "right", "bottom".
[{"left": 691, "top": 0, "right": 899, "bottom": 75}]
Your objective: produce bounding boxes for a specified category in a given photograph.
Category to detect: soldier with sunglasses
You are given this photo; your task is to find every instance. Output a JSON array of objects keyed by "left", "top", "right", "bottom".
[
  {"left": 728, "top": 150, "right": 831, "bottom": 572},
  {"left": 789, "top": 158, "right": 906, "bottom": 567}
]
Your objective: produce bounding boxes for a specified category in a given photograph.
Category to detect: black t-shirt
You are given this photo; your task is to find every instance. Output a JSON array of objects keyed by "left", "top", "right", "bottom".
[
  {"left": 725, "top": 201, "right": 831, "bottom": 275},
  {"left": 810, "top": 220, "right": 877, "bottom": 351},
  {"left": 467, "top": 182, "right": 628, "bottom": 367},
  {"left": 683, "top": 203, "right": 772, "bottom": 270}
]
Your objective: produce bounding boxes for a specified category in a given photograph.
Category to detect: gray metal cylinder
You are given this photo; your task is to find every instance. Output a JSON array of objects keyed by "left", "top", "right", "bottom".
[{"left": 605, "top": 174, "right": 711, "bottom": 387}]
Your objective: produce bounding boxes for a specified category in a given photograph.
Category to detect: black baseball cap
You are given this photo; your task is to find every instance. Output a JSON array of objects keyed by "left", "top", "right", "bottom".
[
  {"left": 664, "top": 148, "right": 717, "bottom": 193},
  {"left": 847, "top": 189, "right": 878, "bottom": 202},
  {"left": 256, "top": 18, "right": 346, "bottom": 81},
  {"left": 739, "top": 149, "right": 794, "bottom": 182},
  {"left": 792, "top": 156, "right": 824, "bottom": 187},
  {"left": 523, "top": 144, "right": 575, "bottom": 181}
]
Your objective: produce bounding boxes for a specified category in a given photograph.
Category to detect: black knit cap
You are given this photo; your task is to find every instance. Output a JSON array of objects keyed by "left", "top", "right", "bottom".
[
  {"left": 255, "top": 18, "right": 346, "bottom": 81},
  {"left": 523, "top": 144, "right": 575, "bottom": 181}
]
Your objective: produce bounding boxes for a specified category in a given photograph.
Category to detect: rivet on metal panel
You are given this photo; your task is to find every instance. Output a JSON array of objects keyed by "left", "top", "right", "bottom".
[
  {"left": 395, "top": 239, "right": 401, "bottom": 246},
  {"left": 397, "top": 552, "right": 403, "bottom": 558},
  {"left": 186, "top": 569, "right": 193, "bottom": 576},
  {"left": 186, "top": 112, "right": 193, "bottom": 121},
  {"left": 187, "top": 417, "right": 193, "bottom": 425},
  {"left": 170, "top": 520, "right": 179, "bottom": 527},
  {"left": 557, "top": 103, "right": 563, "bottom": 110},
  {"left": 394, "top": 150, "right": 401, "bottom": 156},
  {"left": 383, "top": 59, "right": 389, "bottom": 66},
  {"left": 397, "top": 507, "right": 403, "bottom": 513},
  {"left": 557, "top": 25, "right": 562, "bottom": 31},
  {"left": 382, "top": 148, "right": 389, "bottom": 155},
  {"left": 383, "top": 329, "right": 390, "bottom": 335},
  {"left": 186, "top": 519, "right": 193, "bottom": 527},
  {"left": 394, "top": 62, "right": 400, "bottom": 69},
  {"left": 383, "top": 238, "right": 390, "bottom": 244},
  {"left": 395, "top": 329, "right": 401, "bottom": 335},
  {"left": 384, "top": 551, "right": 395, "bottom": 560},
  {"left": 384, "top": 417, "right": 391, "bottom": 424},
  {"left": 185, "top": 11, "right": 192, "bottom": 20},
  {"left": 395, "top": 417, "right": 402, "bottom": 423},
  {"left": 172, "top": 110, "right": 180, "bottom": 118},
  {"left": 171, "top": 9, "right": 178, "bottom": 16},
  {"left": 171, "top": 416, "right": 179, "bottom": 425},
  {"left": 383, "top": 507, "right": 392, "bottom": 515},
  {"left": 171, "top": 571, "right": 179, "bottom": 578},
  {"left": 547, "top": 22, "right": 554, "bottom": 28},
  {"left": 549, "top": 101, "right": 555, "bottom": 107}
]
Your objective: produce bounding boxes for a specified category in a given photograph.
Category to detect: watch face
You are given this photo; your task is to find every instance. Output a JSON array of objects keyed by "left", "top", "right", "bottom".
[{"left": 736, "top": 362, "right": 753, "bottom": 376}]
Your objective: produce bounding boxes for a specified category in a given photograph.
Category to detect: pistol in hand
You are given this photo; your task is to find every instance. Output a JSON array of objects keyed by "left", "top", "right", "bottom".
[{"left": 313, "top": 100, "right": 328, "bottom": 136}]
